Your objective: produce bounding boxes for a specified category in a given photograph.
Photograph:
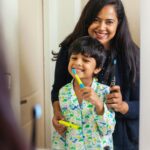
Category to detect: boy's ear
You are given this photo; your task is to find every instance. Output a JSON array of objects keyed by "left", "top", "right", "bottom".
[{"left": 94, "top": 67, "right": 101, "bottom": 75}]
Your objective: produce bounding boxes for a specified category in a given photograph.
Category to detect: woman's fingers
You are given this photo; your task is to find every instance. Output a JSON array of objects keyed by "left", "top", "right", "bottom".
[
  {"left": 107, "top": 103, "right": 119, "bottom": 112},
  {"left": 107, "top": 98, "right": 116, "bottom": 104},
  {"left": 107, "top": 85, "right": 122, "bottom": 99},
  {"left": 106, "top": 85, "right": 124, "bottom": 112},
  {"left": 110, "top": 85, "right": 120, "bottom": 92}
]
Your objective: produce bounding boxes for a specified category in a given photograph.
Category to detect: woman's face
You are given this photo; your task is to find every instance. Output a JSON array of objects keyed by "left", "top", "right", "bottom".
[{"left": 88, "top": 5, "right": 118, "bottom": 49}]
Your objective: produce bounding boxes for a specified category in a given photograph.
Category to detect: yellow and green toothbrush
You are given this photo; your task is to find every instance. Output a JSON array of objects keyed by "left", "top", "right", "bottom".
[
  {"left": 72, "top": 68, "right": 85, "bottom": 88},
  {"left": 58, "top": 120, "right": 80, "bottom": 129},
  {"left": 58, "top": 68, "right": 84, "bottom": 129}
]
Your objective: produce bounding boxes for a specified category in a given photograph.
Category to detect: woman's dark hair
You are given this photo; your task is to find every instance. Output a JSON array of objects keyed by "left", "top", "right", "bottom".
[
  {"left": 68, "top": 36, "right": 106, "bottom": 69},
  {"left": 54, "top": 0, "right": 139, "bottom": 84}
]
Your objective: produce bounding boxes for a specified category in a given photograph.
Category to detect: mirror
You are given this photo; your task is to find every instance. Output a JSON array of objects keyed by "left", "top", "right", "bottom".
[{"left": 0, "top": 0, "right": 142, "bottom": 149}]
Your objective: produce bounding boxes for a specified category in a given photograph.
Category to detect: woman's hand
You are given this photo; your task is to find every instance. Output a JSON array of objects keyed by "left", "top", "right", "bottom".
[
  {"left": 52, "top": 101, "right": 66, "bottom": 135},
  {"left": 80, "top": 87, "right": 104, "bottom": 115},
  {"left": 106, "top": 85, "right": 129, "bottom": 114}
]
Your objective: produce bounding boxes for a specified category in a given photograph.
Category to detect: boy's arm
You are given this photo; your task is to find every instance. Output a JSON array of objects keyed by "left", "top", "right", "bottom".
[
  {"left": 93, "top": 86, "right": 116, "bottom": 136},
  {"left": 93, "top": 103, "right": 116, "bottom": 135},
  {"left": 80, "top": 87, "right": 104, "bottom": 115},
  {"left": 80, "top": 85, "right": 115, "bottom": 135}
]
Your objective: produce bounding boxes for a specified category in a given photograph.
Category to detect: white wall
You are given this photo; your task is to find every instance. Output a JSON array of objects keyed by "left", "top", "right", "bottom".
[
  {"left": 140, "top": 0, "right": 150, "bottom": 149},
  {"left": 122, "top": 0, "right": 140, "bottom": 46}
]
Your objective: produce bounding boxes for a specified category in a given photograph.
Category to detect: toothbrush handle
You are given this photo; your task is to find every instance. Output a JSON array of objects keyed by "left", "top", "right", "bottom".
[
  {"left": 74, "top": 74, "right": 85, "bottom": 88},
  {"left": 58, "top": 120, "right": 80, "bottom": 129}
]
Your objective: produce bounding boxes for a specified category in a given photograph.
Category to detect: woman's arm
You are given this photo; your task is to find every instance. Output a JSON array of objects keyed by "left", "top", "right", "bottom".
[
  {"left": 106, "top": 82, "right": 139, "bottom": 119},
  {"left": 51, "top": 47, "right": 71, "bottom": 134},
  {"left": 51, "top": 47, "right": 71, "bottom": 104},
  {"left": 107, "top": 55, "right": 140, "bottom": 119},
  {"left": 122, "top": 77, "right": 140, "bottom": 119}
]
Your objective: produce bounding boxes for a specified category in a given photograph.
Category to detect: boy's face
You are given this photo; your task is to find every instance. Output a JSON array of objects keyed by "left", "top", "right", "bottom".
[{"left": 68, "top": 53, "right": 101, "bottom": 80}]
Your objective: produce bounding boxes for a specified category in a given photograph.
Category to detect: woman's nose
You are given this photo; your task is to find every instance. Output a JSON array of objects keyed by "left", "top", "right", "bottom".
[{"left": 97, "top": 21, "right": 106, "bottom": 30}]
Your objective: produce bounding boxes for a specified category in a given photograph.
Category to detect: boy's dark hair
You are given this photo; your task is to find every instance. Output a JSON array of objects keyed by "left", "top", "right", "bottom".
[{"left": 68, "top": 36, "right": 106, "bottom": 69}]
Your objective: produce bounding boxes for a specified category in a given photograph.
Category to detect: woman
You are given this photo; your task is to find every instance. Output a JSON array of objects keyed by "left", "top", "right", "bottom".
[{"left": 51, "top": 0, "right": 140, "bottom": 149}]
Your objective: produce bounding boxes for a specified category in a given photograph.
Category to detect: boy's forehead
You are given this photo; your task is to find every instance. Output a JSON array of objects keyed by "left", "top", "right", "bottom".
[{"left": 72, "top": 52, "right": 91, "bottom": 57}]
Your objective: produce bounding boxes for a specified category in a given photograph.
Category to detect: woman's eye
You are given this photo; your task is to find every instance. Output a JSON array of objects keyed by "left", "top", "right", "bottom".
[
  {"left": 93, "top": 18, "right": 98, "bottom": 21},
  {"left": 106, "top": 20, "right": 114, "bottom": 25},
  {"left": 93, "top": 17, "right": 100, "bottom": 23}
]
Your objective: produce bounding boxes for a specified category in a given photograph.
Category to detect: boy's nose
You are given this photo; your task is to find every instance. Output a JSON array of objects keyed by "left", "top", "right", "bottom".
[{"left": 75, "top": 59, "right": 82, "bottom": 66}]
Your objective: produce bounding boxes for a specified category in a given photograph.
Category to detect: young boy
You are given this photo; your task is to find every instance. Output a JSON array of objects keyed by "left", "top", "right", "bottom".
[{"left": 52, "top": 36, "right": 115, "bottom": 150}]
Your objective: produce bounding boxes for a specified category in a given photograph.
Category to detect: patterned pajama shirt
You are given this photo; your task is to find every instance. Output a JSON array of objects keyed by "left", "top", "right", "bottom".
[{"left": 52, "top": 79, "right": 115, "bottom": 150}]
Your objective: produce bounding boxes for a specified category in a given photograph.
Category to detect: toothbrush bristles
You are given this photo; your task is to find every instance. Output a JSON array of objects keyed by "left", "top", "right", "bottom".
[{"left": 72, "top": 68, "right": 76, "bottom": 75}]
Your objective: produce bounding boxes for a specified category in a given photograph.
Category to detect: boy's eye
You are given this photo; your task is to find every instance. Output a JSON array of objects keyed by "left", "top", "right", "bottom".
[
  {"left": 70, "top": 57, "right": 77, "bottom": 60},
  {"left": 83, "top": 58, "right": 90, "bottom": 62}
]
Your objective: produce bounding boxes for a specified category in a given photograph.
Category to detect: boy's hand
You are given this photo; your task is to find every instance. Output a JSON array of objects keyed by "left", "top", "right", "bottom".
[
  {"left": 80, "top": 87, "right": 100, "bottom": 105},
  {"left": 52, "top": 101, "right": 66, "bottom": 135},
  {"left": 52, "top": 112, "right": 66, "bottom": 135},
  {"left": 80, "top": 87, "right": 104, "bottom": 115}
]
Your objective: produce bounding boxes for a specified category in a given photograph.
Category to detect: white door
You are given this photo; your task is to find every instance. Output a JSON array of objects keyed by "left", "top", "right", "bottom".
[{"left": 19, "top": 0, "right": 45, "bottom": 148}]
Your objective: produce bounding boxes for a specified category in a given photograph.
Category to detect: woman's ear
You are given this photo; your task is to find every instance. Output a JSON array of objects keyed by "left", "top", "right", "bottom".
[{"left": 94, "top": 67, "right": 101, "bottom": 75}]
